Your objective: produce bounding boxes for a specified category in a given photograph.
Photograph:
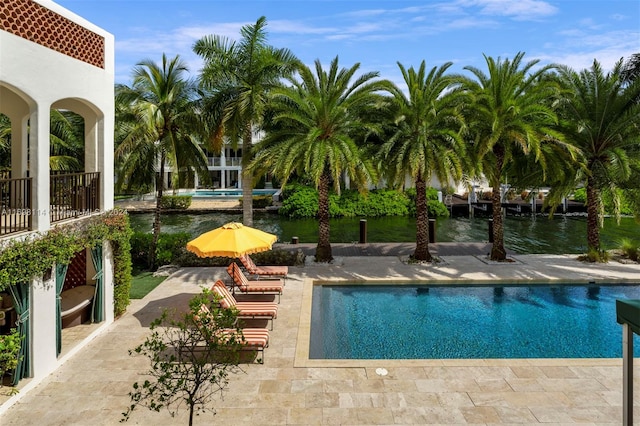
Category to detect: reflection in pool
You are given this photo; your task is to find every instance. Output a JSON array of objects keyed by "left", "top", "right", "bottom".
[{"left": 310, "top": 283, "right": 640, "bottom": 359}]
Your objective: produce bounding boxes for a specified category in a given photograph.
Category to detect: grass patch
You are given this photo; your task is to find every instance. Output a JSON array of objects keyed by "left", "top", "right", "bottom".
[{"left": 130, "top": 270, "right": 167, "bottom": 299}]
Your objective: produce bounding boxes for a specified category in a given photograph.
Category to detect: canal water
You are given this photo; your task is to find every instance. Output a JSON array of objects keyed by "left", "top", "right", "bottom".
[{"left": 128, "top": 212, "right": 640, "bottom": 255}]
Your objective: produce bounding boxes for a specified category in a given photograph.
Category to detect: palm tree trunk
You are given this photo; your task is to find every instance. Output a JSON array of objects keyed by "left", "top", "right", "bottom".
[
  {"left": 586, "top": 176, "right": 601, "bottom": 252},
  {"left": 490, "top": 145, "right": 507, "bottom": 261},
  {"left": 315, "top": 170, "right": 333, "bottom": 262},
  {"left": 413, "top": 176, "right": 432, "bottom": 261},
  {"left": 241, "top": 123, "right": 253, "bottom": 226},
  {"left": 150, "top": 150, "right": 165, "bottom": 270}
]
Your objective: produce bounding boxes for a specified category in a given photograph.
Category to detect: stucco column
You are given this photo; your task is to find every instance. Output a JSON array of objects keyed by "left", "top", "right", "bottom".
[
  {"left": 30, "top": 274, "right": 57, "bottom": 379},
  {"left": 30, "top": 107, "right": 50, "bottom": 232},
  {"left": 10, "top": 116, "right": 29, "bottom": 179},
  {"left": 99, "top": 114, "right": 114, "bottom": 212},
  {"left": 102, "top": 241, "right": 114, "bottom": 324}
]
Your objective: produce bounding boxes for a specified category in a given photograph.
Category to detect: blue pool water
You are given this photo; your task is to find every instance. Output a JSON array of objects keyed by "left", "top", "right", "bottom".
[
  {"left": 182, "top": 189, "right": 277, "bottom": 198},
  {"left": 309, "top": 284, "right": 640, "bottom": 359}
]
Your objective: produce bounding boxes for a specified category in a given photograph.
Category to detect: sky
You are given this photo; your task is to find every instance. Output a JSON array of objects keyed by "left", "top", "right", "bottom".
[{"left": 54, "top": 0, "right": 640, "bottom": 86}]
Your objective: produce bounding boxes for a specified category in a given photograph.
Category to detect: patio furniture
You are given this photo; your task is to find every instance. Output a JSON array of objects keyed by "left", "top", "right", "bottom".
[
  {"left": 211, "top": 280, "right": 278, "bottom": 330},
  {"left": 226, "top": 263, "right": 284, "bottom": 303},
  {"left": 239, "top": 254, "right": 288, "bottom": 282}
]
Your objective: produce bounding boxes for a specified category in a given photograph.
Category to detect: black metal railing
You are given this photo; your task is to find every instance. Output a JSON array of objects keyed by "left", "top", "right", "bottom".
[
  {"left": 0, "top": 177, "right": 32, "bottom": 236},
  {"left": 50, "top": 172, "right": 100, "bottom": 223}
]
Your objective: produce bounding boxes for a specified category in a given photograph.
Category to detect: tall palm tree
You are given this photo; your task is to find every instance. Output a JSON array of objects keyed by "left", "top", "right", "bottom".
[
  {"left": 250, "top": 57, "right": 386, "bottom": 262},
  {"left": 380, "top": 61, "right": 467, "bottom": 261},
  {"left": 556, "top": 59, "right": 640, "bottom": 255},
  {"left": 115, "top": 54, "right": 209, "bottom": 269},
  {"left": 193, "top": 16, "right": 299, "bottom": 226},
  {"left": 460, "top": 52, "right": 562, "bottom": 261}
]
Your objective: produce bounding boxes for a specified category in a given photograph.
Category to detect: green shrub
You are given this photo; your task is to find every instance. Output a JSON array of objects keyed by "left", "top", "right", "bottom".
[
  {"left": 160, "top": 195, "right": 192, "bottom": 210},
  {"left": 279, "top": 186, "right": 318, "bottom": 218},
  {"left": 405, "top": 187, "right": 450, "bottom": 218},
  {"left": 280, "top": 184, "right": 450, "bottom": 218},
  {"left": 619, "top": 238, "right": 640, "bottom": 262},
  {"left": 131, "top": 231, "right": 191, "bottom": 269},
  {"left": 130, "top": 232, "right": 153, "bottom": 268},
  {"left": 156, "top": 232, "right": 191, "bottom": 265},
  {"left": 578, "top": 248, "right": 610, "bottom": 263},
  {"left": 0, "top": 328, "right": 22, "bottom": 383}
]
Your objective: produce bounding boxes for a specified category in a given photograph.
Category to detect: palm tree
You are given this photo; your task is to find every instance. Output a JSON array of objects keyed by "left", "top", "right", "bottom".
[
  {"left": 380, "top": 61, "right": 467, "bottom": 261},
  {"left": 49, "top": 109, "right": 84, "bottom": 172},
  {"left": 115, "top": 54, "right": 209, "bottom": 269},
  {"left": 460, "top": 52, "right": 562, "bottom": 261},
  {"left": 0, "top": 114, "right": 12, "bottom": 173},
  {"left": 193, "top": 16, "right": 299, "bottom": 226},
  {"left": 621, "top": 53, "right": 640, "bottom": 84},
  {"left": 556, "top": 59, "right": 640, "bottom": 255},
  {"left": 1, "top": 110, "right": 87, "bottom": 173},
  {"left": 250, "top": 57, "right": 386, "bottom": 262}
]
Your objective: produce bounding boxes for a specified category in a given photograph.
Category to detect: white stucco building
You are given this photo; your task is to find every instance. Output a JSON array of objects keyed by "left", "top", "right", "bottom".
[{"left": 0, "top": 0, "right": 115, "bottom": 411}]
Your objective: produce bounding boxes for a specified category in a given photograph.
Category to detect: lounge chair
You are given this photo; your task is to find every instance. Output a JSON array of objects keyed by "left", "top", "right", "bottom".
[
  {"left": 226, "top": 262, "right": 284, "bottom": 303},
  {"left": 211, "top": 280, "right": 278, "bottom": 329},
  {"left": 239, "top": 254, "right": 289, "bottom": 282},
  {"left": 221, "top": 327, "right": 270, "bottom": 361},
  {"left": 196, "top": 303, "right": 270, "bottom": 361}
]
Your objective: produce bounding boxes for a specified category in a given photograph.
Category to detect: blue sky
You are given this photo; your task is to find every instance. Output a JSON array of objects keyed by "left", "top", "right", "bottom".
[{"left": 55, "top": 0, "right": 639, "bottom": 85}]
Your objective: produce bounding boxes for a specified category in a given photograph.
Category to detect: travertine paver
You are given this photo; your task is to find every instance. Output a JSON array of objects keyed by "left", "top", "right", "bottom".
[{"left": 1, "top": 254, "right": 640, "bottom": 425}]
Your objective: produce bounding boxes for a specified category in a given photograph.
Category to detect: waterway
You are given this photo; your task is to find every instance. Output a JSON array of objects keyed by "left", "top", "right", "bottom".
[{"left": 128, "top": 212, "right": 640, "bottom": 255}]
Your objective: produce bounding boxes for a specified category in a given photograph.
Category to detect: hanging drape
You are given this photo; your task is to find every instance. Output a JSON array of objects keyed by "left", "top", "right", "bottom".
[
  {"left": 9, "top": 281, "right": 30, "bottom": 386},
  {"left": 90, "top": 245, "right": 104, "bottom": 322},
  {"left": 55, "top": 263, "right": 68, "bottom": 356}
]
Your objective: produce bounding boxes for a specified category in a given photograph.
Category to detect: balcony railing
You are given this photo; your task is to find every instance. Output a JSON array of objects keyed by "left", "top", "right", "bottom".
[
  {"left": 206, "top": 157, "right": 242, "bottom": 167},
  {"left": 50, "top": 172, "right": 100, "bottom": 223},
  {"left": 0, "top": 177, "right": 32, "bottom": 236}
]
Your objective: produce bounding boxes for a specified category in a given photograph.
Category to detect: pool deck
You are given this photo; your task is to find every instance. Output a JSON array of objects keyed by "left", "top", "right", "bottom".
[{"left": 2, "top": 251, "right": 640, "bottom": 424}]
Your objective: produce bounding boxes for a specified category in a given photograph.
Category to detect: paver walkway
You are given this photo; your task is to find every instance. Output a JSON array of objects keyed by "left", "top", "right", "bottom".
[{"left": 2, "top": 253, "right": 640, "bottom": 425}]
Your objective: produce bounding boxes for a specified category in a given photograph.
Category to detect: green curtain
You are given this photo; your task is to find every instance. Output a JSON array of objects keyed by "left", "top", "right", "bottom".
[
  {"left": 9, "top": 281, "right": 30, "bottom": 386},
  {"left": 90, "top": 245, "right": 104, "bottom": 322},
  {"left": 55, "top": 263, "right": 68, "bottom": 356}
]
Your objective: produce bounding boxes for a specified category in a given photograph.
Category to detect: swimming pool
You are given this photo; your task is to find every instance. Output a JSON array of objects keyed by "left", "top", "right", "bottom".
[
  {"left": 309, "top": 283, "right": 640, "bottom": 359},
  {"left": 182, "top": 189, "right": 278, "bottom": 198}
]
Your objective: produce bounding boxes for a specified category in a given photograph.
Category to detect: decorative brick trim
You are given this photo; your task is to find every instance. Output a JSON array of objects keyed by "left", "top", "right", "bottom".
[{"left": 0, "top": 0, "right": 105, "bottom": 69}]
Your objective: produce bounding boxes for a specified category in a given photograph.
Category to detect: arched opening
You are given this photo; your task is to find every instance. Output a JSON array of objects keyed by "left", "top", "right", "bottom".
[
  {"left": 49, "top": 98, "right": 104, "bottom": 222},
  {"left": 0, "top": 84, "right": 33, "bottom": 236}
]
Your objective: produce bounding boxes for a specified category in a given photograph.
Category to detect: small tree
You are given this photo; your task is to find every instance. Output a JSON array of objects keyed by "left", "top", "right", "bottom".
[{"left": 122, "top": 290, "right": 244, "bottom": 425}]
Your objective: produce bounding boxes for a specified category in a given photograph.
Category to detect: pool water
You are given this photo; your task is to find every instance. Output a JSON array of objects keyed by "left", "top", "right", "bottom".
[
  {"left": 183, "top": 189, "right": 277, "bottom": 198},
  {"left": 310, "top": 284, "right": 640, "bottom": 359}
]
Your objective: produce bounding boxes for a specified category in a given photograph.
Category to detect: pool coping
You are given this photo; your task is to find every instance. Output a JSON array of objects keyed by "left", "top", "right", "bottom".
[{"left": 294, "top": 277, "right": 634, "bottom": 368}]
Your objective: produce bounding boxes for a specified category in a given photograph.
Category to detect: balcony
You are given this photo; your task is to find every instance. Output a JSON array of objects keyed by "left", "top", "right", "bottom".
[
  {"left": 0, "top": 172, "right": 100, "bottom": 237},
  {"left": 0, "top": 176, "right": 32, "bottom": 236},
  {"left": 206, "top": 157, "right": 242, "bottom": 167},
  {"left": 50, "top": 172, "right": 100, "bottom": 223}
]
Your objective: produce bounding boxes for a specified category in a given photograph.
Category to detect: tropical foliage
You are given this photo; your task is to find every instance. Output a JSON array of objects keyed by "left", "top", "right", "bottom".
[
  {"left": 250, "top": 57, "right": 385, "bottom": 262},
  {"left": 459, "top": 52, "right": 565, "bottom": 260},
  {"left": 553, "top": 59, "right": 640, "bottom": 254},
  {"left": 380, "top": 61, "right": 466, "bottom": 261},
  {"left": 0, "top": 110, "right": 86, "bottom": 173},
  {"left": 115, "top": 54, "right": 210, "bottom": 270},
  {"left": 193, "top": 16, "right": 299, "bottom": 227}
]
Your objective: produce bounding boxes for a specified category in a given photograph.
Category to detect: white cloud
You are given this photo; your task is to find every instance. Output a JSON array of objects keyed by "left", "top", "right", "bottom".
[{"left": 457, "top": 0, "right": 558, "bottom": 20}]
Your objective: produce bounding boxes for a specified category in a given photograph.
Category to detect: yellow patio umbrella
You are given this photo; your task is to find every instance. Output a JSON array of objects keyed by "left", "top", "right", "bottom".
[{"left": 186, "top": 222, "right": 277, "bottom": 258}]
